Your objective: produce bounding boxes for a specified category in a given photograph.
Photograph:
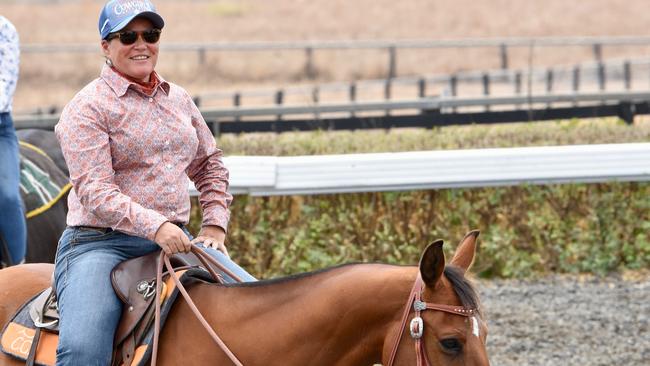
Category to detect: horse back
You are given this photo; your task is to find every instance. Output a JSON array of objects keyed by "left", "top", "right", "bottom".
[
  {"left": 0, "top": 264, "right": 53, "bottom": 330},
  {"left": 0, "top": 264, "right": 52, "bottom": 366}
]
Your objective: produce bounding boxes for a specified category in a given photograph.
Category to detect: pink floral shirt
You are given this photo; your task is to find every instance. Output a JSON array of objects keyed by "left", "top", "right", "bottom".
[{"left": 55, "top": 65, "right": 232, "bottom": 241}]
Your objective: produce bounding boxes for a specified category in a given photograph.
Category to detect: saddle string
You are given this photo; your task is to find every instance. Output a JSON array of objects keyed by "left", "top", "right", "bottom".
[{"left": 151, "top": 245, "right": 245, "bottom": 366}]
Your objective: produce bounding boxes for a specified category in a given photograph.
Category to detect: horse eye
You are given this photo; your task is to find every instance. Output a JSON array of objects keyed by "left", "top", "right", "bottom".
[{"left": 439, "top": 338, "right": 463, "bottom": 355}]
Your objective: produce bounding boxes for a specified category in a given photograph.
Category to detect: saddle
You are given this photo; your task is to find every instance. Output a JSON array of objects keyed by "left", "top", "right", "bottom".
[{"left": 1, "top": 248, "right": 234, "bottom": 366}]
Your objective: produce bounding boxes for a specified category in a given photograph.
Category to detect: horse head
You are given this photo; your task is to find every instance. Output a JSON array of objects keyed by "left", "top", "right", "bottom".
[{"left": 386, "top": 230, "right": 490, "bottom": 366}]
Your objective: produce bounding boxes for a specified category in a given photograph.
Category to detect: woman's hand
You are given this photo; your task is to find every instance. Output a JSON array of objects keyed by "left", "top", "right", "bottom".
[
  {"left": 191, "top": 225, "right": 228, "bottom": 256},
  {"left": 154, "top": 222, "right": 192, "bottom": 255}
]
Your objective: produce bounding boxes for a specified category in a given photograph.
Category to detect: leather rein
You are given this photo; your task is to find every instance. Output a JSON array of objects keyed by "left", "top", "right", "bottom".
[
  {"left": 151, "top": 245, "right": 245, "bottom": 366},
  {"left": 385, "top": 274, "right": 477, "bottom": 366},
  {"left": 148, "top": 250, "right": 476, "bottom": 366}
]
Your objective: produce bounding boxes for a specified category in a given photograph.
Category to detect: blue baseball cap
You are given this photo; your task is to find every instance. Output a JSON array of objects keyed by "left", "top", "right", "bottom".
[{"left": 98, "top": 0, "right": 165, "bottom": 40}]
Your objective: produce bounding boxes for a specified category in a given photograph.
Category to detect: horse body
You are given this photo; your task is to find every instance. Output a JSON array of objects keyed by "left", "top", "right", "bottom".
[
  {"left": 0, "top": 232, "right": 489, "bottom": 365},
  {"left": 160, "top": 264, "right": 414, "bottom": 365}
]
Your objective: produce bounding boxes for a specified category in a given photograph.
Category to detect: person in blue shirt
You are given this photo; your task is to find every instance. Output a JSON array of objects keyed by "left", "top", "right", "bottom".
[{"left": 0, "top": 15, "right": 25, "bottom": 267}]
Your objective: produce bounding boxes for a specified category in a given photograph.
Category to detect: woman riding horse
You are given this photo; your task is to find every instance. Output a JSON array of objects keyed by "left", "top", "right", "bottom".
[
  {"left": 51, "top": 1, "right": 254, "bottom": 364},
  {"left": 0, "top": 231, "right": 490, "bottom": 365}
]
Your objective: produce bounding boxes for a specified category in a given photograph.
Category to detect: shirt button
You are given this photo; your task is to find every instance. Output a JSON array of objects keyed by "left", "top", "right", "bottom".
[
  {"left": 170, "top": 187, "right": 176, "bottom": 192},
  {"left": 170, "top": 211, "right": 176, "bottom": 217},
  {"left": 166, "top": 164, "right": 172, "bottom": 169},
  {"left": 165, "top": 140, "right": 170, "bottom": 146},
  {"left": 158, "top": 118, "right": 162, "bottom": 123},
  {"left": 149, "top": 98, "right": 154, "bottom": 103}
]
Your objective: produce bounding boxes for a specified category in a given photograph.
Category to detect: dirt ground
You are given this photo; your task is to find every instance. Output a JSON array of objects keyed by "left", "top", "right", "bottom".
[
  {"left": 5, "top": 0, "right": 650, "bottom": 112},
  {"left": 479, "top": 272, "right": 650, "bottom": 365}
]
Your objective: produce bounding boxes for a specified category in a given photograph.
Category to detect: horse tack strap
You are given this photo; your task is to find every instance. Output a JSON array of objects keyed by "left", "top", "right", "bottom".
[
  {"left": 151, "top": 246, "right": 245, "bottom": 366},
  {"left": 386, "top": 274, "right": 475, "bottom": 366}
]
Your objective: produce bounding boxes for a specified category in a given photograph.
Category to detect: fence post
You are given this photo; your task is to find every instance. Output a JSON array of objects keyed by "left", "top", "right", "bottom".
[
  {"left": 312, "top": 87, "right": 320, "bottom": 120},
  {"left": 388, "top": 46, "right": 397, "bottom": 79},
  {"left": 572, "top": 65, "right": 580, "bottom": 92},
  {"left": 418, "top": 78, "right": 426, "bottom": 98},
  {"left": 500, "top": 44, "right": 509, "bottom": 69},
  {"left": 514, "top": 72, "right": 522, "bottom": 95},
  {"left": 275, "top": 90, "right": 284, "bottom": 123},
  {"left": 305, "top": 47, "right": 316, "bottom": 80},
  {"left": 624, "top": 60, "right": 631, "bottom": 90},
  {"left": 198, "top": 47, "right": 206, "bottom": 65},
  {"left": 349, "top": 82, "right": 357, "bottom": 118},
  {"left": 384, "top": 79, "right": 392, "bottom": 116},
  {"left": 593, "top": 43, "right": 602, "bottom": 64},
  {"left": 233, "top": 93, "right": 241, "bottom": 122},
  {"left": 546, "top": 68, "right": 554, "bottom": 93},
  {"left": 482, "top": 73, "right": 490, "bottom": 111},
  {"left": 598, "top": 62, "right": 606, "bottom": 91},
  {"left": 449, "top": 75, "right": 458, "bottom": 113}
]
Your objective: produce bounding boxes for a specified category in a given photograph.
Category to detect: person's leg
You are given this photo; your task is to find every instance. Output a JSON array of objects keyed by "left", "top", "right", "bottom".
[
  {"left": 183, "top": 229, "right": 257, "bottom": 283},
  {"left": 0, "top": 112, "right": 26, "bottom": 265},
  {"left": 54, "top": 228, "right": 159, "bottom": 366},
  {"left": 197, "top": 244, "right": 257, "bottom": 283}
]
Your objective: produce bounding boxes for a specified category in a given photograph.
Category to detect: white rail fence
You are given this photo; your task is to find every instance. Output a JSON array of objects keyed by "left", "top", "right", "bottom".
[{"left": 201, "top": 143, "right": 650, "bottom": 196}]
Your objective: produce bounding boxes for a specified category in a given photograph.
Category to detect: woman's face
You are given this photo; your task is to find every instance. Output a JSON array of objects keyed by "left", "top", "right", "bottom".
[{"left": 101, "top": 17, "right": 159, "bottom": 82}]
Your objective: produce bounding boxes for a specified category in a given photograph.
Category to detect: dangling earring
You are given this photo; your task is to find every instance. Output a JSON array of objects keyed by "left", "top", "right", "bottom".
[{"left": 105, "top": 57, "right": 113, "bottom": 67}]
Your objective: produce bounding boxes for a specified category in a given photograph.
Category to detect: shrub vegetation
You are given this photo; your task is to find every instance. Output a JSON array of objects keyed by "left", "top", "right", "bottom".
[{"left": 188, "top": 118, "right": 650, "bottom": 278}]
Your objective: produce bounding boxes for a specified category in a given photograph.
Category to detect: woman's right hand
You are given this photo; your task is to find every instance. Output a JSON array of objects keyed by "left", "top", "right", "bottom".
[{"left": 154, "top": 222, "right": 192, "bottom": 255}]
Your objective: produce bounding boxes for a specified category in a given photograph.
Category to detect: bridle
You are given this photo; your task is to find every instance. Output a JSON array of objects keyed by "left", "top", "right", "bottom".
[
  {"left": 149, "top": 249, "right": 477, "bottom": 366},
  {"left": 385, "top": 274, "right": 477, "bottom": 366}
]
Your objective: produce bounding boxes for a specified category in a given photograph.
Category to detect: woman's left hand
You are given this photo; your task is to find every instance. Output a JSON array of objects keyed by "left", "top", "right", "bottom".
[{"left": 191, "top": 225, "right": 229, "bottom": 257}]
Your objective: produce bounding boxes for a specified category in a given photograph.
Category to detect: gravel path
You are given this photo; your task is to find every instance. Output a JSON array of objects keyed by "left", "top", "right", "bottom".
[{"left": 478, "top": 273, "right": 650, "bottom": 365}]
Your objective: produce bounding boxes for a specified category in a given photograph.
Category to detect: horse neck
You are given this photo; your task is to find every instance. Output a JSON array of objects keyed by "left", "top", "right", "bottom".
[{"left": 201, "top": 264, "right": 418, "bottom": 365}]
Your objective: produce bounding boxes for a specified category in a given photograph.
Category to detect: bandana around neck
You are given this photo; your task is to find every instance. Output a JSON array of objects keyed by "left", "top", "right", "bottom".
[{"left": 111, "top": 66, "right": 160, "bottom": 96}]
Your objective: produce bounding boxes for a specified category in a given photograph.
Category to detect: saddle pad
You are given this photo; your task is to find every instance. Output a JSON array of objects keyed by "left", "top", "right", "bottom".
[
  {"left": 1, "top": 268, "right": 211, "bottom": 366},
  {"left": 18, "top": 142, "right": 71, "bottom": 219}
]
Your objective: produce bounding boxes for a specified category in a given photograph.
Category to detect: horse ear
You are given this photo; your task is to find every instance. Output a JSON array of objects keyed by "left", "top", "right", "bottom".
[
  {"left": 419, "top": 240, "right": 445, "bottom": 288},
  {"left": 450, "top": 230, "right": 480, "bottom": 274}
]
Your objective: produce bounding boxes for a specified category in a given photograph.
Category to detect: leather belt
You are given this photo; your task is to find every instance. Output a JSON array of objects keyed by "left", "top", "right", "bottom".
[{"left": 74, "top": 222, "right": 185, "bottom": 234}]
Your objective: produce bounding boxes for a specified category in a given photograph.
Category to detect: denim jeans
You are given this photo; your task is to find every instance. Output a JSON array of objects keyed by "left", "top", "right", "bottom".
[
  {"left": 54, "top": 226, "right": 256, "bottom": 366},
  {"left": 0, "top": 112, "right": 26, "bottom": 266}
]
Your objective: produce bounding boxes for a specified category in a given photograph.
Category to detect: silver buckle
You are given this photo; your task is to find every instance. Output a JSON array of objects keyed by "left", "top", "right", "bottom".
[
  {"left": 413, "top": 300, "right": 427, "bottom": 311},
  {"left": 410, "top": 316, "right": 424, "bottom": 339},
  {"left": 136, "top": 280, "right": 156, "bottom": 300}
]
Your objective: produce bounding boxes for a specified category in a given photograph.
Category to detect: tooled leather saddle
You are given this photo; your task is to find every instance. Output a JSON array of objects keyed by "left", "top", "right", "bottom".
[{"left": 0, "top": 250, "right": 224, "bottom": 366}]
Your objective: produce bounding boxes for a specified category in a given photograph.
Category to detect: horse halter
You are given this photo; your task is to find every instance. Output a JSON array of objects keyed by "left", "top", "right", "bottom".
[{"left": 386, "top": 274, "right": 477, "bottom": 366}]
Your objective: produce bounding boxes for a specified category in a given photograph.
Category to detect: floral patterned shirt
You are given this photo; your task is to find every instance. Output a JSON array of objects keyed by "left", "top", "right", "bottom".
[
  {"left": 55, "top": 65, "right": 232, "bottom": 240},
  {"left": 0, "top": 16, "right": 19, "bottom": 113}
]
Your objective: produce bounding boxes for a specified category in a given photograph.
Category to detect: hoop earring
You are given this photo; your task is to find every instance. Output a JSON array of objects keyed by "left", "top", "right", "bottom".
[{"left": 105, "top": 58, "right": 113, "bottom": 67}]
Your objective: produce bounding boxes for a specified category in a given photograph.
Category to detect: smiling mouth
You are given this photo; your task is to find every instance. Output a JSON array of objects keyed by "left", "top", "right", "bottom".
[{"left": 130, "top": 55, "right": 150, "bottom": 60}]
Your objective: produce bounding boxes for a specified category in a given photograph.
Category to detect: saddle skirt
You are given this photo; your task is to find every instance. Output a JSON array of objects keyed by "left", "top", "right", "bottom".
[{"left": 0, "top": 262, "right": 215, "bottom": 366}]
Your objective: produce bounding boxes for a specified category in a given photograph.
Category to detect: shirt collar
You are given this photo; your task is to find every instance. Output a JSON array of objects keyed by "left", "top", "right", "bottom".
[{"left": 100, "top": 65, "right": 170, "bottom": 97}]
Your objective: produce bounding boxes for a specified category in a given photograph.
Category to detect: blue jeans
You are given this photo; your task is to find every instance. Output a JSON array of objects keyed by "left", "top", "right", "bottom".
[
  {"left": 54, "top": 226, "right": 256, "bottom": 366},
  {"left": 0, "top": 112, "right": 26, "bottom": 266}
]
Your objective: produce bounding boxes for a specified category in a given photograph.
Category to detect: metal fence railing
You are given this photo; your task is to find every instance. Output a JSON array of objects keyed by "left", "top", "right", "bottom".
[{"left": 21, "top": 36, "right": 650, "bottom": 79}]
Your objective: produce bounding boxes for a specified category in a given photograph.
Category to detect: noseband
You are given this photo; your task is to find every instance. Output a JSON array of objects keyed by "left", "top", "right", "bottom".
[{"left": 385, "top": 274, "right": 477, "bottom": 366}]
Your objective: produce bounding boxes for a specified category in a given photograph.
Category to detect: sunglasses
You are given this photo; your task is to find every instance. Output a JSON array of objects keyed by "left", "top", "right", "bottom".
[{"left": 106, "top": 29, "right": 161, "bottom": 45}]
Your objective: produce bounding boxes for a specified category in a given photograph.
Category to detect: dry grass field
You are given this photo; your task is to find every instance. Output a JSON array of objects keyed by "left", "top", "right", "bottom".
[{"left": 4, "top": 0, "right": 650, "bottom": 112}]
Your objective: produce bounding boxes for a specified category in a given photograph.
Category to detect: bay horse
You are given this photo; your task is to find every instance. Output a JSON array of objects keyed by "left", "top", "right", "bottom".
[{"left": 0, "top": 231, "right": 489, "bottom": 365}]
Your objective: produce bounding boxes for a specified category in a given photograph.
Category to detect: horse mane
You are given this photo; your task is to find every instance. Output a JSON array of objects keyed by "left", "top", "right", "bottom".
[
  {"left": 218, "top": 263, "right": 482, "bottom": 317},
  {"left": 444, "top": 265, "right": 483, "bottom": 318},
  {"left": 220, "top": 262, "right": 371, "bottom": 288}
]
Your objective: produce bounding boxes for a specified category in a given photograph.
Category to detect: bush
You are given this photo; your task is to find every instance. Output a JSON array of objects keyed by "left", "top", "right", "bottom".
[{"left": 188, "top": 118, "right": 650, "bottom": 278}]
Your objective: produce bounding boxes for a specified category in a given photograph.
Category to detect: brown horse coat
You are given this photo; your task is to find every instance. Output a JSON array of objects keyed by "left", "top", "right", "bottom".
[{"left": 0, "top": 232, "right": 489, "bottom": 365}]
